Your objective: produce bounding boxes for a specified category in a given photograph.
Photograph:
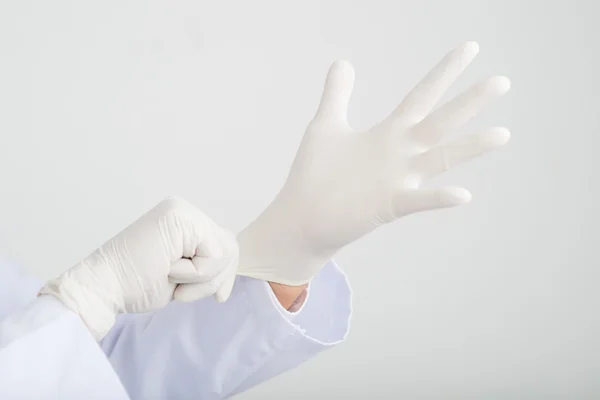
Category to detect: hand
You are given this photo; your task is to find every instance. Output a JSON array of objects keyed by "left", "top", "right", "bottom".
[
  {"left": 40, "top": 196, "right": 239, "bottom": 340},
  {"left": 237, "top": 41, "right": 510, "bottom": 285}
]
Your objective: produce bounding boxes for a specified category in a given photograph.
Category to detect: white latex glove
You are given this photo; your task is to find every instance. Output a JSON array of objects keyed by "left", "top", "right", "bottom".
[
  {"left": 40, "top": 196, "right": 238, "bottom": 340},
  {"left": 237, "top": 41, "right": 510, "bottom": 285}
]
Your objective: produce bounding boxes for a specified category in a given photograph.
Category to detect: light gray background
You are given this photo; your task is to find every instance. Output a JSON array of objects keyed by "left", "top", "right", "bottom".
[{"left": 0, "top": 0, "right": 598, "bottom": 398}]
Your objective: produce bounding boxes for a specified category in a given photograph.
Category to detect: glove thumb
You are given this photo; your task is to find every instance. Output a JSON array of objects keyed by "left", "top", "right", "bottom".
[{"left": 173, "top": 260, "right": 237, "bottom": 303}]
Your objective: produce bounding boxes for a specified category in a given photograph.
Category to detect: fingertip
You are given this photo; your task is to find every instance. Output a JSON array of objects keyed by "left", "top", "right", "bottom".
[
  {"left": 445, "top": 187, "right": 472, "bottom": 205},
  {"left": 462, "top": 41, "right": 480, "bottom": 56},
  {"left": 173, "top": 285, "right": 198, "bottom": 302},
  {"left": 329, "top": 59, "right": 355, "bottom": 81},
  {"left": 214, "top": 287, "right": 230, "bottom": 303},
  {"left": 488, "top": 127, "right": 511, "bottom": 146},
  {"left": 317, "top": 59, "right": 355, "bottom": 123},
  {"left": 327, "top": 60, "right": 356, "bottom": 92},
  {"left": 450, "top": 41, "right": 479, "bottom": 67},
  {"left": 213, "top": 278, "right": 233, "bottom": 303},
  {"left": 490, "top": 76, "right": 511, "bottom": 94}
]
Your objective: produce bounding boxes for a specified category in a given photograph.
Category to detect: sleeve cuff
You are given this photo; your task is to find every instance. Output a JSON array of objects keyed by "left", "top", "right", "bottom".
[
  {"left": 228, "top": 260, "right": 352, "bottom": 397},
  {"left": 0, "top": 296, "right": 75, "bottom": 348},
  {"left": 243, "top": 259, "right": 352, "bottom": 350}
]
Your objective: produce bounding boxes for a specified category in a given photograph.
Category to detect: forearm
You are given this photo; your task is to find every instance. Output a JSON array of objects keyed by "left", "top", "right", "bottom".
[
  {"left": 0, "top": 296, "right": 129, "bottom": 398},
  {"left": 101, "top": 263, "right": 352, "bottom": 399}
]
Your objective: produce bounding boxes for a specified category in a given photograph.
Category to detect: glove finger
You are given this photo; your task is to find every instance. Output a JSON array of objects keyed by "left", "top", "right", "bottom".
[
  {"left": 211, "top": 235, "right": 238, "bottom": 302},
  {"left": 168, "top": 259, "right": 197, "bottom": 284},
  {"left": 168, "top": 257, "right": 230, "bottom": 284},
  {"left": 411, "top": 127, "right": 510, "bottom": 179},
  {"left": 195, "top": 236, "right": 224, "bottom": 259},
  {"left": 174, "top": 282, "right": 213, "bottom": 302},
  {"left": 313, "top": 60, "right": 355, "bottom": 124},
  {"left": 410, "top": 76, "right": 511, "bottom": 147},
  {"left": 213, "top": 263, "right": 237, "bottom": 303},
  {"left": 386, "top": 41, "right": 479, "bottom": 126},
  {"left": 392, "top": 187, "right": 471, "bottom": 217},
  {"left": 173, "top": 258, "right": 237, "bottom": 302},
  {"left": 211, "top": 228, "right": 239, "bottom": 259}
]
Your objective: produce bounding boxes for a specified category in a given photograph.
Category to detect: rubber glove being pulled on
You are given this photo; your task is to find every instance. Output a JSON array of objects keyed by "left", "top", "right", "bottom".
[
  {"left": 237, "top": 41, "right": 511, "bottom": 285},
  {"left": 40, "top": 196, "right": 238, "bottom": 340}
]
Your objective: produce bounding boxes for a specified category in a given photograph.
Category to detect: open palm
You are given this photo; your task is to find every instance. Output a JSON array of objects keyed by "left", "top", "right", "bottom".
[{"left": 238, "top": 42, "right": 511, "bottom": 285}]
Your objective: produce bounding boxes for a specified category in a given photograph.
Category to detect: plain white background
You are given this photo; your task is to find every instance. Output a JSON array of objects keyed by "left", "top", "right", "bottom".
[{"left": 0, "top": 0, "right": 598, "bottom": 398}]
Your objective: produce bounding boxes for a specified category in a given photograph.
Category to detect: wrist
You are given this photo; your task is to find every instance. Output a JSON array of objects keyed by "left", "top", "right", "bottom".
[
  {"left": 237, "top": 204, "right": 327, "bottom": 286},
  {"left": 238, "top": 223, "right": 329, "bottom": 285},
  {"left": 39, "top": 266, "right": 119, "bottom": 341},
  {"left": 268, "top": 281, "right": 308, "bottom": 310}
]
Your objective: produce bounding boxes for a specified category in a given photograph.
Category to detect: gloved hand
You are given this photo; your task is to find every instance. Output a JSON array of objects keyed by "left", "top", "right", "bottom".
[
  {"left": 40, "top": 196, "right": 239, "bottom": 340},
  {"left": 237, "top": 41, "right": 510, "bottom": 285}
]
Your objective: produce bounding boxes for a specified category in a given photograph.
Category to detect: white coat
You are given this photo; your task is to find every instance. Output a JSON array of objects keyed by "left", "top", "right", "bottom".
[{"left": 0, "top": 255, "right": 352, "bottom": 399}]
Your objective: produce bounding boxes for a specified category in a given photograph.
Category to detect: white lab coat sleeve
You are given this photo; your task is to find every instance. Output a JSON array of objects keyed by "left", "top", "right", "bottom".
[
  {"left": 100, "top": 260, "right": 352, "bottom": 399},
  {"left": 0, "top": 255, "right": 43, "bottom": 322},
  {"left": 0, "top": 295, "right": 130, "bottom": 399}
]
